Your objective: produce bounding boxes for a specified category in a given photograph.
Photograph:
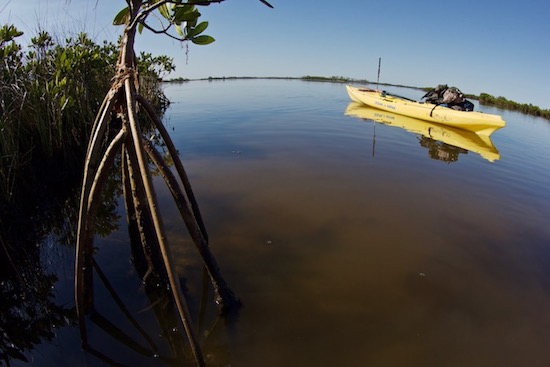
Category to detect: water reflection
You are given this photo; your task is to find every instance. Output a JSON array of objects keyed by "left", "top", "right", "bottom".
[
  {"left": 345, "top": 102, "right": 501, "bottom": 162},
  {"left": 0, "top": 185, "right": 79, "bottom": 366},
  {"left": 5, "top": 80, "right": 550, "bottom": 366},
  {"left": 77, "top": 253, "right": 231, "bottom": 367},
  {"left": 0, "top": 256, "right": 74, "bottom": 366}
]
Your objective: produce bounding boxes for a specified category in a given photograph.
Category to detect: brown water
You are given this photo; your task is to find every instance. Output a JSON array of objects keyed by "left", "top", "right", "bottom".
[{"left": 25, "top": 80, "right": 550, "bottom": 366}]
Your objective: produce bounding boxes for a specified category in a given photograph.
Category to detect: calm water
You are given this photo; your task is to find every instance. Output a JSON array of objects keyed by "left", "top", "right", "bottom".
[{"left": 31, "top": 79, "right": 550, "bottom": 366}]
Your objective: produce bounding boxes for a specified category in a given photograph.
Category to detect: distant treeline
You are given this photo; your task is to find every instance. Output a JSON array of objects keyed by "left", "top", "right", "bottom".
[
  {"left": 301, "top": 75, "right": 350, "bottom": 83},
  {"left": 165, "top": 75, "right": 297, "bottom": 83},
  {"left": 477, "top": 93, "right": 550, "bottom": 119}
]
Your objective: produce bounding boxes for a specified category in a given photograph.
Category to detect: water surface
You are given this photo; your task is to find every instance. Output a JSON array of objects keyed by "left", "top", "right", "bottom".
[{"left": 31, "top": 79, "right": 550, "bottom": 366}]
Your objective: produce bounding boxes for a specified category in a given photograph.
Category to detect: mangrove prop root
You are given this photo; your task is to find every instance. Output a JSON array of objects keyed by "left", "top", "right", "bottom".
[
  {"left": 75, "top": 90, "right": 121, "bottom": 333},
  {"left": 142, "top": 138, "right": 240, "bottom": 314},
  {"left": 75, "top": 127, "right": 125, "bottom": 345},
  {"left": 136, "top": 94, "right": 208, "bottom": 241},
  {"left": 93, "top": 258, "right": 158, "bottom": 352},
  {"left": 124, "top": 77, "right": 205, "bottom": 366},
  {"left": 76, "top": 6, "right": 241, "bottom": 363},
  {"left": 138, "top": 94, "right": 241, "bottom": 312},
  {"left": 87, "top": 128, "right": 127, "bottom": 212},
  {"left": 123, "top": 137, "right": 168, "bottom": 279}
]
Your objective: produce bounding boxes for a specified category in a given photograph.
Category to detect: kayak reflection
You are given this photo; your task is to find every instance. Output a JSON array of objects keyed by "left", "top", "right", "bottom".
[{"left": 345, "top": 102, "right": 501, "bottom": 163}]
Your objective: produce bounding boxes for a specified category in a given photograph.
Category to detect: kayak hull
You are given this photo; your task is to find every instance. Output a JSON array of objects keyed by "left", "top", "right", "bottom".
[{"left": 345, "top": 85, "right": 505, "bottom": 136}]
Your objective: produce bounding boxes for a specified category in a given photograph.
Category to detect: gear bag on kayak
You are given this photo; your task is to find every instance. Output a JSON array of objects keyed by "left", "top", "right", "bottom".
[{"left": 422, "top": 84, "right": 474, "bottom": 111}]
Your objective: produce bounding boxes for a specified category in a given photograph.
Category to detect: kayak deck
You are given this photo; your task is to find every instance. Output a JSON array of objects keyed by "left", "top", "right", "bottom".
[{"left": 346, "top": 85, "right": 505, "bottom": 136}]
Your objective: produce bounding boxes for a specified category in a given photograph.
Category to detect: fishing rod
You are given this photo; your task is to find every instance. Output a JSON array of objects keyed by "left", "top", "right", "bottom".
[
  {"left": 373, "top": 57, "right": 416, "bottom": 102},
  {"left": 376, "top": 57, "right": 381, "bottom": 90}
]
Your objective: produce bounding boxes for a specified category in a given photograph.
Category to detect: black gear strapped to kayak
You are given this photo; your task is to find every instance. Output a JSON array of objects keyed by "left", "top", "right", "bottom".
[{"left": 422, "top": 84, "right": 474, "bottom": 116}]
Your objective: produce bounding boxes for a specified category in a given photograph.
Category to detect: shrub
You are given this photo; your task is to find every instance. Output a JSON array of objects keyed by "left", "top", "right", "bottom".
[{"left": 0, "top": 25, "right": 173, "bottom": 203}]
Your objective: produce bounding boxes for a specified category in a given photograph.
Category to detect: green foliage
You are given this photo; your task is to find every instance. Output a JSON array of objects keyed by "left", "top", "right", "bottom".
[
  {"left": 0, "top": 24, "right": 23, "bottom": 59},
  {"left": 113, "top": 7, "right": 131, "bottom": 25},
  {"left": 191, "top": 34, "right": 215, "bottom": 45},
  {"left": 0, "top": 25, "right": 173, "bottom": 204},
  {"left": 113, "top": 1, "right": 217, "bottom": 45},
  {"left": 111, "top": 1, "right": 273, "bottom": 44},
  {"left": 138, "top": 52, "right": 175, "bottom": 109},
  {"left": 23, "top": 33, "right": 119, "bottom": 154}
]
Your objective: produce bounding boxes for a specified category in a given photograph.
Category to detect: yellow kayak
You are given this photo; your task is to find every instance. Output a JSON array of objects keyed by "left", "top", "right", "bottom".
[
  {"left": 344, "top": 102, "right": 501, "bottom": 162},
  {"left": 346, "top": 85, "right": 506, "bottom": 136}
]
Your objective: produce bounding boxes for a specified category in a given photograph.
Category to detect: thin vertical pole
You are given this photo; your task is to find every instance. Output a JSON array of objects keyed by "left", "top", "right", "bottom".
[{"left": 376, "top": 57, "right": 381, "bottom": 89}]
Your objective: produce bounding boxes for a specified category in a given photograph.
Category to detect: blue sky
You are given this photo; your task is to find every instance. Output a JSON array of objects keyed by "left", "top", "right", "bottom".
[{"left": 2, "top": 0, "right": 549, "bottom": 108}]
